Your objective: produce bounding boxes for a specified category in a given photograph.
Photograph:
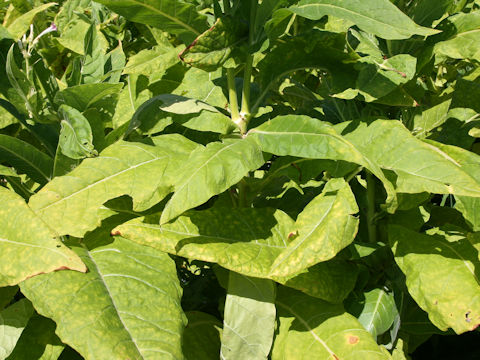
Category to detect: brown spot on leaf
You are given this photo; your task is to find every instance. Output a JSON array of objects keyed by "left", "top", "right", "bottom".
[
  {"left": 434, "top": 300, "right": 438, "bottom": 305},
  {"left": 111, "top": 230, "right": 122, "bottom": 236},
  {"left": 348, "top": 335, "right": 359, "bottom": 344},
  {"left": 333, "top": 355, "right": 339, "bottom": 360},
  {"left": 466, "top": 311, "right": 472, "bottom": 323},
  {"left": 287, "top": 231, "right": 298, "bottom": 240}
]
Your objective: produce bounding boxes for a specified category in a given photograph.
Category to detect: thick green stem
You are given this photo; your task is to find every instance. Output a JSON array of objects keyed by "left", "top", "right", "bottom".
[
  {"left": 237, "top": 179, "right": 248, "bottom": 208},
  {"left": 227, "top": 68, "right": 241, "bottom": 127},
  {"left": 240, "top": 54, "right": 253, "bottom": 119},
  {"left": 366, "top": 171, "right": 377, "bottom": 243}
]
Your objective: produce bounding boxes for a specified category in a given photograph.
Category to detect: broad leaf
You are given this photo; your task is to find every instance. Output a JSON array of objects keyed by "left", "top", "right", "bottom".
[
  {"left": 58, "top": 105, "right": 96, "bottom": 160},
  {"left": 29, "top": 137, "right": 197, "bottom": 237},
  {"left": 0, "top": 187, "right": 86, "bottom": 287},
  {"left": 123, "top": 45, "right": 183, "bottom": 80},
  {"left": 390, "top": 225, "right": 480, "bottom": 333},
  {"left": 248, "top": 115, "right": 396, "bottom": 210},
  {"left": 334, "top": 54, "right": 417, "bottom": 102},
  {"left": 272, "top": 287, "right": 391, "bottom": 360},
  {"left": 20, "top": 234, "right": 186, "bottom": 360},
  {"left": 160, "top": 137, "right": 264, "bottom": 224},
  {"left": 127, "top": 94, "right": 235, "bottom": 135},
  {"left": 112, "top": 75, "right": 151, "bottom": 129},
  {"left": 183, "top": 312, "right": 222, "bottom": 360},
  {"left": 290, "top": 0, "right": 438, "bottom": 40},
  {"left": 455, "top": 196, "right": 480, "bottom": 231},
  {"left": 0, "top": 299, "right": 34, "bottom": 359},
  {"left": 95, "top": 0, "right": 209, "bottom": 44},
  {"left": 220, "top": 273, "right": 276, "bottom": 360},
  {"left": 434, "top": 12, "right": 480, "bottom": 62},
  {"left": 0, "top": 135, "right": 53, "bottom": 184},
  {"left": 336, "top": 120, "right": 480, "bottom": 198},
  {"left": 270, "top": 178, "right": 359, "bottom": 277},
  {"left": 6, "top": 315, "right": 64, "bottom": 360},
  {"left": 115, "top": 207, "right": 293, "bottom": 278},
  {"left": 0, "top": 286, "right": 18, "bottom": 310},
  {"left": 279, "top": 259, "right": 358, "bottom": 304},
  {"left": 6, "top": 3, "right": 56, "bottom": 41},
  {"left": 411, "top": 99, "right": 452, "bottom": 138},
  {"left": 180, "top": 16, "right": 248, "bottom": 71},
  {"left": 354, "top": 289, "right": 398, "bottom": 339}
]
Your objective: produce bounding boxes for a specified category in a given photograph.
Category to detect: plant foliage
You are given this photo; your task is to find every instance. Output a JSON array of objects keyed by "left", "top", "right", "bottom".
[{"left": 1, "top": 0, "right": 480, "bottom": 359}]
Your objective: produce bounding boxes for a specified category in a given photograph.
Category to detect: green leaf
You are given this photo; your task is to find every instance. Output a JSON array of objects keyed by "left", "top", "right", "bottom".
[
  {"left": 123, "top": 44, "right": 183, "bottom": 80},
  {"left": 221, "top": 273, "right": 276, "bottom": 360},
  {"left": 0, "top": 187, "right": 86, "bottom": 287},
  {"left": 6, "top": 315, "right": 64, "bottom": 360},
  {"left": 390, "top": 225, "right": 480, "bottom": 333},
  {"left": 0, "top": 286, "right": 18, "bottom": 310},
  {"left": 160, "top": 137, "right": 264, "bottom": 224},
  {"left": 434, "top": 12, "right": 480, "bottom": 61},
  {"left": 337, "top": 120, "right": 480, "bottom": 198},
  {"left": 269, "top": 178, "right": 359, "bottom": 277},
  {"left": 81, "top": 24, "right": 108, "bottom": 84},
  {"left": 94, "top": 0, "right": 209, "bottom": 44},
  {"left": 54, "top": 83, "right": 123, "bottom": 114},
  {"left": 256, "top": 31, "right": 357, "bottom": 104},
  {"left": 272, "top": 287, "right": 391, "bottom": 360},
  {"left": 112, "top": 75, "right": 151, "bottom": 129},
  {"left": 0, "top": 135, "right": 53, "bottom": 184},
  {"left": 56, "top": 14, "right": 91, "bottom": 55},
  {"left": 411, "top": 99, "right": 452, "bottom": 138},
  {"left": 248, "top": 116, "right": 396, "bottom": 210},
  {"left": 290, "top": 0, "right": 439, "bottom": 40},
  {"left": 29, "top": 137, "right": 197, "bottom": 237},
  {"left": 20, "top": 234, "right": 186, "bottom": 360},
  {"left": 6, "top": 3, "right": 56, "bottom": 41},
  {"left": 114, "top": 207, "right": 294, "bottom": 278},
  {"left": 354, "top": 289, "right": 398, "bottom": 339},
  {"left": 334, "top": 54, "right": 417, "bottom": 102},
  {"left": 0, "top": 299, "right": 34, "bottom": 359},
  {"left": 58, "top": 105, "right": 96, "bottom": 160},
  {"left": 183, "top": 312, "right": 222, "bottom": 360},
  {"left": 455, "top": 196, "right": 480, "bottom": 231},
  {"left": 279, "top": 259, "right": 358, "bottom": 304},
  {"left": 179, "top": 16, "right": 248, "bottom": 71}
]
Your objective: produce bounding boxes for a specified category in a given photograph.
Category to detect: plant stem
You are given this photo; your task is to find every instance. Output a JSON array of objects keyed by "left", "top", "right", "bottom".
[
  {"left": 366, "top": 171, "right": 377, "bottom": 243},
  {"left": 227, "top": 68, "right": 241, "bottom": 127},
  {"left": 237, "top": 179, "right": 248, "bottom": 207}
]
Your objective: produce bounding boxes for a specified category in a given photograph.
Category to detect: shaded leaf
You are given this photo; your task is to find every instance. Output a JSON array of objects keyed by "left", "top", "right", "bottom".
[
  {"left": 272, "top": 287, "right": 391, "bottom": 360},
  {"left": 0, "top": 286, "right": 18, "bottom": 310},
  {"left": 270, "top": 178, "right": 359, "bottom": 277},
  {"left": 0, "top": 187, "right": 86, "bottom": 287},
  {"left": 355, "top": 289, "right": 398, "bottom": 339},
  {"left": 390, "top": 225, "right": 480, "bottom": 333},
  {"left": 21, "top": 234, "right": 186, "bottom": 360},
  {"left": 290, "top": 0, "right": 438, "bottom": 40},
  {"left": 6, "top": 315, "right": 64, "bottom": 360},
  {"left": 220, "top": 273, "right": 275, "bottom": 360},
  {"left": 248, "top": 116, "right": 396, "bottom": 210},
  {"left": 0, "top": 135, "right": 53, "bottom": 184},
  {"left": 123, "top": 45, "right": 183, "bottom": 80},
  {"left": 183, "top": 311, "right": 222, "bottom": 360},
  {"left": 0, "top": 299, "right": 34, "bottom": 359},
  {"left": 455, "top": 196, "right": 480, "bottom": 231}
]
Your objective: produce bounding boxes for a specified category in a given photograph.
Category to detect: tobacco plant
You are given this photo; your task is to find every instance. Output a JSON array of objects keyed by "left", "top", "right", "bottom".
[{"left": 1, "top": 0, "right": 480, "bottom": 359}]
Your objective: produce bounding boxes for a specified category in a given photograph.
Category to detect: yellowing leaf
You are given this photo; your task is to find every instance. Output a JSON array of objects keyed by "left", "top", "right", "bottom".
[{"left": 0, "top": 187, "right": 86, "bottom": 287}]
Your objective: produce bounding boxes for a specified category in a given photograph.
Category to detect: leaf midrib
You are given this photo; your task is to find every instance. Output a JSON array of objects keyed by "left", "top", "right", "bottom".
[
  {"left": 0, "top": 142, "right": 51, "bottom": 182},
  {"left": 294, "top": 3, "right": 413, "bottom": 36},
  {"left": 125, "top": 0, "right": 201, "bottom": 36},
  {"left": 34, "top": 154, "right": 166, "bottom": 212}
]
